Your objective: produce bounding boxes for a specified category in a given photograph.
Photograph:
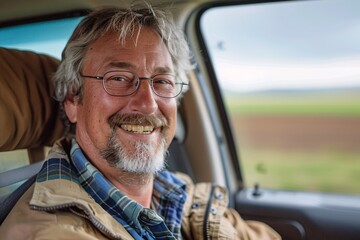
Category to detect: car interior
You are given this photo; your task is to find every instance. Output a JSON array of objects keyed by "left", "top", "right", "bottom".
[{"left": 1, "top": 0, "right": 360, "bottom": 239}]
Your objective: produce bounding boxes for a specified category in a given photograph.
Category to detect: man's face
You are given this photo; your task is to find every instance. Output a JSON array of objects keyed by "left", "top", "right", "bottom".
[{"left": 64, "top": 28, "right": 177, "bottom": 174}]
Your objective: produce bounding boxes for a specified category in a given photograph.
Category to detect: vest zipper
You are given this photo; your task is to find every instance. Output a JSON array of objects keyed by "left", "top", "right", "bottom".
[
  {"left": 30, "top": 203, "right": 125, "bottom": 240},
  {"left": 203, "top": 184, "right": 216, "bottom": 240}
]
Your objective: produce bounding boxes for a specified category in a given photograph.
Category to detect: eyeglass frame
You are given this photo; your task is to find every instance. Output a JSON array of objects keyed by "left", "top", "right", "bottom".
[{"left": 80, "top": 70, "right": 189, "bottom": 98}]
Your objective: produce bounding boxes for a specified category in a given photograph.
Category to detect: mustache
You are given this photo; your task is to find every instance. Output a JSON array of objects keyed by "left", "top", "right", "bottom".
[{"left": 108, "top": 113, "right": 168, "bottom": 128}]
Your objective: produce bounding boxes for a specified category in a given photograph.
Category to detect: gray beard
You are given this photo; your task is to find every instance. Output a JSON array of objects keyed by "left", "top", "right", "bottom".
[{"left": 99, "top": 128, "right": 167, "bottom": 174}]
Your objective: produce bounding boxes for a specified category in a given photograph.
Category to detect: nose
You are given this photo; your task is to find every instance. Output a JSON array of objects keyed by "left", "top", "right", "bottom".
[{"left": 128, "top": 79, "right": 158, "bottom": 114}]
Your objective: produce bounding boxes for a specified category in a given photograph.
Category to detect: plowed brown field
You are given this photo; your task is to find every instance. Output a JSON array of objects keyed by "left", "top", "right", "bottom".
[{"left": 231, "top": 115, "right": 360, "bottom": 151}]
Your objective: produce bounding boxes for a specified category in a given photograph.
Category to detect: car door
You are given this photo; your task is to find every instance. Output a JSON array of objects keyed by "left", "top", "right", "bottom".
[{"left": 188, "top": 0, "right": 360, "bottom": 239}]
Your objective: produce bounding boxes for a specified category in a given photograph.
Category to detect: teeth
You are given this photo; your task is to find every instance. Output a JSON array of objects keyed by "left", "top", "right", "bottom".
[{"left": 121, "top": 124, "right": 154, "bottom": 134}]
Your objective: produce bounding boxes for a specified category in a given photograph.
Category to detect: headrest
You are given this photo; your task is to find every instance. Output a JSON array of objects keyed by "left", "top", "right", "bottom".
[{"left": 0, "top": 48, "right": 64, "bottom": 151}]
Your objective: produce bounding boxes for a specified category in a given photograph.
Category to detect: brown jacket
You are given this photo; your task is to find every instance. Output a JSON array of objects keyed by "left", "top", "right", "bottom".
[{"left": 0, "top": 140, "right": 280, "bottom": 240}]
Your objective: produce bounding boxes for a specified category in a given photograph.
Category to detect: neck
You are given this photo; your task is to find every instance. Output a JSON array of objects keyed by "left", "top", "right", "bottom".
[{"left": 107, "top": 170, "right": 154, "bottom": 208}]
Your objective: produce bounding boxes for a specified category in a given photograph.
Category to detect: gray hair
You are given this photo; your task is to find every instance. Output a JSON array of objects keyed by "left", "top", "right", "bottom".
[{"left": 53, "top": 6, "right": 193, "bottom": 103}]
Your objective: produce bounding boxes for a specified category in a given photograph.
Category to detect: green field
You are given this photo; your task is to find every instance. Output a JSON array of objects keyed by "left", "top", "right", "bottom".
[
  {"left": 224, "top": 90, "right": 360, "bottom": 116},
  {"left": 240, "top": 147, "right": 360, "bottom": 194}
]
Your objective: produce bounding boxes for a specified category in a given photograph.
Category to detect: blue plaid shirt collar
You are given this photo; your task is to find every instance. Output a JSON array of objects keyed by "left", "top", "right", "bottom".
[{"left": 70, "top": 140, "right": 187, "bottom": 240}]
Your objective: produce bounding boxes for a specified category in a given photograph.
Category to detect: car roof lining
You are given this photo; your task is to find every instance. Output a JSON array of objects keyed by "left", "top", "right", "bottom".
[{"left": 0, "top": 0, "right": 218, "bottom": 27}]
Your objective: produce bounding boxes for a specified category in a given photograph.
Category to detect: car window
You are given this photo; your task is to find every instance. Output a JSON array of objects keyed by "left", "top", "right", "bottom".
[
  {"left": 0, "top": 17, "right": 82, "bottom": 173},
  {"left": 0, "top": 17, "right": 82, "bottom": 59},
  {"left": 200, "top": 0, "right": 360, "bottom": 195}
]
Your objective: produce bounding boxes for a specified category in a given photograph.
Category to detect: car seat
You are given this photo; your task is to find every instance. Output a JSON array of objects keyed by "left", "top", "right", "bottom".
[{"left": 0, "top": 47, "right": 63, "bottom": 224}]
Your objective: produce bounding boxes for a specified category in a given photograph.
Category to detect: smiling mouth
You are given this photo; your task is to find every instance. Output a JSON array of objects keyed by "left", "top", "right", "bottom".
[{"left": 121, "top": 124, "right": 155, "bottom": 134}]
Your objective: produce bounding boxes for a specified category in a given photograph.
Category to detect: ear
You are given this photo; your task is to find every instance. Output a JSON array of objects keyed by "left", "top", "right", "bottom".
[{"left": 64, "top": 95, "right": 80, "bottom": 123}]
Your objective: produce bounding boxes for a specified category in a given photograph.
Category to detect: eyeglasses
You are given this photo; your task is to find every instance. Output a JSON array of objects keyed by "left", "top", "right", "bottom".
[{"left": 81, "top": 71, "right": 189, "bottom": 98}]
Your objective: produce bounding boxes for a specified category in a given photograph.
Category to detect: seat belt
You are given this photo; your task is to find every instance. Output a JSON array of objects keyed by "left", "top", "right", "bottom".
[
  {"left": 0, "top": 161, "right": 43, "bottom": 188},
  {"left": 0, "top": 174, "right": 37, "bottom": 225}
]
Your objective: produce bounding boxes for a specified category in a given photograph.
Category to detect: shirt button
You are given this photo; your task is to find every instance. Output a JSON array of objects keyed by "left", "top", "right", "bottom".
[
  {"left": 215, "top": 192, "right": 224, "bottom": 200},
  {"left": 191, "top": 203, "right": 200, "bottom": 209},
  {"left": 210, "top": 207, "right": 217, "bottom": 215}
]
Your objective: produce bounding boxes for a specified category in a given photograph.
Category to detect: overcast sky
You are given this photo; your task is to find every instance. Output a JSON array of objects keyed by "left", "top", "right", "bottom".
[{"left": 201, "top": 0, "right": 360, "bottom": 92}]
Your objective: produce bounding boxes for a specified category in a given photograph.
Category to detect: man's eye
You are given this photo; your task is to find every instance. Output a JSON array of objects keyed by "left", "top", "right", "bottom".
[
  {"left": 110, "top": 76, "right": 128, "bottom": 82},
  {"left": 154, "top": 79, "right": 171, "bottom": 84},
  {"left": 153, "top": 79, "right": 174, "bottom": 86}
]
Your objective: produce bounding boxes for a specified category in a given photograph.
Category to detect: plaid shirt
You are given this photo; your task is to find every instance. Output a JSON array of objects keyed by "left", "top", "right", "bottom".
[{"left": 37, "top": 140, "right": 186, "bottom": 240}]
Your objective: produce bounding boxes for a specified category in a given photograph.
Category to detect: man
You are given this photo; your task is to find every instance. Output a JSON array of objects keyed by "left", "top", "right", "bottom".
[{"left": 0, "top": 6, "right": 280, "bottom": 239}]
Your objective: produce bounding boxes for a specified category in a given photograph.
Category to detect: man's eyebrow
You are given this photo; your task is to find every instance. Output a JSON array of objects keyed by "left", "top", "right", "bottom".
[
  {"left": 108, "top": 62, "right": 174, "bottom": 74},
  {"left": 154, "top": 67, "right": 174, "bottom": 74},
  {"left": 108, "top": 62, "right": 134, "bottom": 69}
]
